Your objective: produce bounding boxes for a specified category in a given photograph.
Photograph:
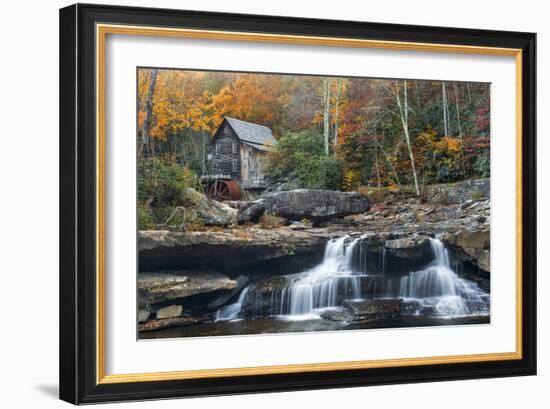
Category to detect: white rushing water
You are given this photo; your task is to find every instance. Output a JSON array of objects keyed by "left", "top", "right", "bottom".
[
  {"left": 398, "top": 238, "right": 489, "bottom": 317},
  {"left": 215, "top": 236, "right": 489, "bottom": 321},
  {"left": 278, "top": 236, "right": 365, "bottom": 317},
  {"left": 215, "top": 287, "right": 250, "bottom": 321}
]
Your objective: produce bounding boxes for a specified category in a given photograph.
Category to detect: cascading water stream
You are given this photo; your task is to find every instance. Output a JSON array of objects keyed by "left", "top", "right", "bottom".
[
  {"left": 215, "top": 287, "right": 250, "bottom": 321},
  {"left": 279, "top": 236, "right": 365, "bottom": 317},
  {"left": 215, "top": 235, "right": 368, "bottom": 321},
  {"left": 215, "top": 236, "right": 489, "bottom": 322},
  {"left": 398, "top": 238, "right": 489, "bottom": 316}
]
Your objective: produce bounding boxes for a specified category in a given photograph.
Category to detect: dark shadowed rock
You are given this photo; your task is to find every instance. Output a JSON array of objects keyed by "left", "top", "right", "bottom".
[
  {"left": 240, "top": 276, "right": 291, "bottom": 317},
  {"left": 237, "top": 200, "right": 267, "bottom": 224},
  {"left": 237, "top": 189, "right": 370, "bottom": 224},
  {"left": 376, "top": 235, "right": 433, "bottom": 275},
  {"left": 250, "top": 276, "right": 291, "bottom": 294},
  {"left": 231, "top": 276, "right": 298, "bottom": 317},
  {"left": 320, "top": 307, "right": 355, "bottom": 322},
  {"left": 343, "top": 299, "right": 402, "bottom": 321}
]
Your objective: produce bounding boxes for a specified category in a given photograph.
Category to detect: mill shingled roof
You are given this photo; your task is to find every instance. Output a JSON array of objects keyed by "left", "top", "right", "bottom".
[{"left": 224, "top": 117, "right": 277, "bottom": 150}]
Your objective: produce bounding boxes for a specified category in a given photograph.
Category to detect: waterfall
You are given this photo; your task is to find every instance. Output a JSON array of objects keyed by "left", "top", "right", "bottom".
[
  {"left": 279, "top": 236, "right": 365, "bottom": 317},
  {"left": 398, "top": 238, "right": 489, "bottom": 316},
  {"left": 214, "top": 236, "right": 489, "bottom": 322},
  {"left": 215, "top": 287, "right": 250, "bottom": 321}
]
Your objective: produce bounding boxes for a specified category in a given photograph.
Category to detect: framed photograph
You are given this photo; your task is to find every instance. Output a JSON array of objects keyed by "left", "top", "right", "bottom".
[{"left": 59, "top": 3, "right": 536, "bottom": 404}]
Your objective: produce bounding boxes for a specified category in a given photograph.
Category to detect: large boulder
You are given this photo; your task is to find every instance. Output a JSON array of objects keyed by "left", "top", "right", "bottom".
[
  {"left": 441, "top": 230, "right": 490, "bottom": 272},
  {"left": 182, "top": 188, "right": 236, "bottom": 226},
  {"left": 237, "top": 189, "right": 371, "bottom": 224}
]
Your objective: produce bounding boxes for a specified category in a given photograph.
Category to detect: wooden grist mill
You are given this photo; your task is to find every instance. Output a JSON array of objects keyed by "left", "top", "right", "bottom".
[{"left": 202, "top": 117, "right": 277, "bottom": 201}]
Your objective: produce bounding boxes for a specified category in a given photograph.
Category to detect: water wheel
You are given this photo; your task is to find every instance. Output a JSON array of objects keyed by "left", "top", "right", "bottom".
[{"left": 205, "top": 180, "right": 241, "bottom": 201}]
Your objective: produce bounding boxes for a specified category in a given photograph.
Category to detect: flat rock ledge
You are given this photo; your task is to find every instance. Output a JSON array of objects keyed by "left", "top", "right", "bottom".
[
  {"left": 139, "top": 228, "right": 329, "bottom": 272},
  {"left": 138, "top": 316, "right": 203, "bottom": 332},
  {"left": 139, "top": 270, "right": 238, "bottom": 305}
]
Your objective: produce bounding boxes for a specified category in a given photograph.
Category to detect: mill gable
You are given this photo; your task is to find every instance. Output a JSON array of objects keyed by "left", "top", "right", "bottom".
[{"left": 210, "top": 117, "right": 276, "bottom": 188}]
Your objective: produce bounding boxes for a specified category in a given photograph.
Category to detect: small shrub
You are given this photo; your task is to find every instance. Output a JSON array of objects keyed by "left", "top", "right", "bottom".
[
  {"left": 138, "top": 205, "right": 156, "bottom": 230},
  {"left": 259, "top": 213, "right": 285, "bottom": 229},
  {"left": 138, "top": 157, "right": 202, "bottom": 230},
  {"left": 473, "top": 154, "right": 490, "bottom": 178},
  {"left": 138, "top": 157, "right": 201, "bottom": 208}
]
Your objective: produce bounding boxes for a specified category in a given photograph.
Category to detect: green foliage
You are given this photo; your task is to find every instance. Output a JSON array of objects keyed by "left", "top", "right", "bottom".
[
  {"left": 138, "top": 205, "right": 156, "bottom": 230},
  {"left": 265, "top": 130, "right": 343, "bottom": 190},
  {"left": 138, "top": 157, "right": 202, "bottom": 229},
  {"left": 265, "top": 129, "right": 323, "bottom": 178},
  {"left": 473, "top": 153, "right": 490, "bottom": 178},
  {"left": 139, "top": 157, "right": 201, "bottom": 206},
  {"left": 319, "top": 156, "right": 344, "bottom": 190}
]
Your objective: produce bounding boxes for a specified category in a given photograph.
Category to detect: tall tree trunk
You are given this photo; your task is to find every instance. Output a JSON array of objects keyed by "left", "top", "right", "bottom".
[
  {"left": 333, "top": 80, "right": 343, "bottom": 155},
  {"left": 374, "top": 140, "right": 381, "bottom": 200},
  {"left": 394, "top": 80, "right": 420, "bottom": 196},
  {"left": 141, "top": 69, "right": 158, "bottom": 155},
  {"left": 442, "top": 82, "right": 449, "bottom": 136},
  {"left": 323, "top": 79, "right": 331, "bottom": 155},
  {"left": 453, "top": 82, "right": 466, "bottom": 176},
  {"left": 414, "top": 82, "right": 422, "bottom": 109},
  {"left": 466, "top": 82, "right": 472, "bottom": 104},
  {"left": 453, "top": 82, "right": 463, "bottom": 139},
  {"left": 201, "top": 131, "right": 207, "bottom": 174}
]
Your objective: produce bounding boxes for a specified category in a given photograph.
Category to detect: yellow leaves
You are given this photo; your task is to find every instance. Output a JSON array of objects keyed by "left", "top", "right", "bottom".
[
  {"left": 435, "top": 136, "right": 462, "bottom": 154},
  {"left": 417, "top": 129, "right": 437, "bottom": 146},
  {"left": 417, "top": 130, "right": 462, "bottom": 155},
  {"left": 443, "top": 137, "right": 462, "bottom": 153},
  {"left": 141, "top": 69, "right": 213, "bottom": 139},
  {"left": 342, "top": 169, "right": 360, "bottom": 191},
  {"left": 209, "top": 73, "right": 284, "bottom": 130}
]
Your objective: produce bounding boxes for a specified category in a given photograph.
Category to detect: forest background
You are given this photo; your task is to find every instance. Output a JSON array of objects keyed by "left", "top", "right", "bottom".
[{"left": 137, "top": 69, "right": 490, "bottom": 229}]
